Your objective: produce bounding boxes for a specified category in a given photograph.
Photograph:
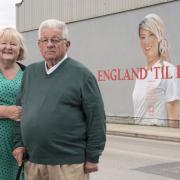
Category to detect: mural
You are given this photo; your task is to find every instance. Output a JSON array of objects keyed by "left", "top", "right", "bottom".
[{"left": 96, "top": 13, "right": 180, "bottom": 128}]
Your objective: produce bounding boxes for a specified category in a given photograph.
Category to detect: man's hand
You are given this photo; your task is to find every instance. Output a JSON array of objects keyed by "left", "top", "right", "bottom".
[
  {"left": 12, "top": 147, "right": 25, "bottom": 166},
  {"left": 84, "top": 161, "right": 98, "bottom": 173},
  {"left": 6, "top": 105, "right": 22, "bottom": 121}
]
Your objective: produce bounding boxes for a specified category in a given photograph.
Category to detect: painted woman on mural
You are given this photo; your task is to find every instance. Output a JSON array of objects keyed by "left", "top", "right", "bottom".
[
  {"left": 133, "top": 13, "right": 180, "bottom": 128},
  {"left": 0, "top": 27, "right": 26, "bottom": 180}
]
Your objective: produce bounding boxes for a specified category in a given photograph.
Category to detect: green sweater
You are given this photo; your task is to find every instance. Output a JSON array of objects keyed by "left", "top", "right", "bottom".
[{"left": 15, "top": 57, "right": 106, "bottom": 165}]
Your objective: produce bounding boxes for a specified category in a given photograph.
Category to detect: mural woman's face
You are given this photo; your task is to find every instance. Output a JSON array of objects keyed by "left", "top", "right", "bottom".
[{"left": 139, "top": 28, "right": 159, "bottom": 63}]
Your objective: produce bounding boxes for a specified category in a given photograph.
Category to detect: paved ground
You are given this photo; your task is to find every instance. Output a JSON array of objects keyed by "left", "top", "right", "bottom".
[{"left": 92, "top": 135, "right": 180, "bottom": 180}]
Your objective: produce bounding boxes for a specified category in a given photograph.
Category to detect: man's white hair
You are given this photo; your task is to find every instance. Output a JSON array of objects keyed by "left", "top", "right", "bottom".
[{"left": 38, "top": 19, "right": 69, "bottom": 40}]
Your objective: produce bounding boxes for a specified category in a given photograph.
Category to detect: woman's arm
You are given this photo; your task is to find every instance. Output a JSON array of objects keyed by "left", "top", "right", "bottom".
[
  {"left": 167, "top": 100, "right": 179, "bottom": 128},
  {"left": 0, "top": 105, "right": 22, "bottom": 121}
]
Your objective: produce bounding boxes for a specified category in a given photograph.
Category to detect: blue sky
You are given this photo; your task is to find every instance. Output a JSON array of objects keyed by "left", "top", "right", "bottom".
[{"left": 0, "top": 0, "right": 18, "bottom": 27}]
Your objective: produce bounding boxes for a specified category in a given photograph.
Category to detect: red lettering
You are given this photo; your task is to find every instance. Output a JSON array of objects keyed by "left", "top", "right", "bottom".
[
  {"left": 97, "top": 65, "right": 176, "bottom": 81},
  {"left": 110, "top": 69, "right": 117, "bottom": 80},
  {"left": 97, "top": 70, "right": 104, "bottom": 81},
  {"left": 131, "top": 68, "right": 139, "bottom": 79},
  {"left": 103, "top": 70, "right": 110, "bottom": 81},
  {"left": 154, "top": 67, "right": 160, "bottom": 79},
  {"left": 123, "top": 69, "right": 132, "bottom": 80},
  {"left": 161, "top": 66, "right": 165, "bottom": 79},
  {"left": 176, "top": 65, "right": 180, "bottom": 78},
  {"left": 139, "top": 68, "right": 148, "bottom": 79},
  {"left": 165, "top": 66, "right": 172, "bottom": 79}
]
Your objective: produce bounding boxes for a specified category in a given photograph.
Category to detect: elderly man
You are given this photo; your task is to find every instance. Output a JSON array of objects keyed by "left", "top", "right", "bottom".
[{"left": 13, "top": 19, "right": 106, "bottom": 180}]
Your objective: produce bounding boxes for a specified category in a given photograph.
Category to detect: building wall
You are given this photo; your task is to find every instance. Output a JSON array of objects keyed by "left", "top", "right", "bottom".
[
  {"left": 16, "top": 0, "right": 174, "bottom": 32},
  {"left": 21, "top": 1, "right": 180, "bottom": 119}
]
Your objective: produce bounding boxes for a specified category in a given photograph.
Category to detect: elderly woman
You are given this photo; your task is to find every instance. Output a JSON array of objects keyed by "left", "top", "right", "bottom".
[
  {"left": 0, "top": 27, "right": 26, "bottom": 179},
  {"left": 133, "top": 14, "right": 180, "bottom": 128}
]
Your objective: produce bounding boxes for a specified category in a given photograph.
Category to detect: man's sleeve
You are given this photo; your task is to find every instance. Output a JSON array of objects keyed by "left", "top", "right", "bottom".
[
  {"left": 82, "top": 74, "right": 106, "bottom": 163},
  {"left": 14, "top": 74, "right": 25, "bottom": 149}
]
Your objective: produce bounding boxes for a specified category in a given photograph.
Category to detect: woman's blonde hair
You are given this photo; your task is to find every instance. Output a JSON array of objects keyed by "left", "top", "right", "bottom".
[
  {"left": 0, "top": 27, "right": 27, "bottom": 61},
  {"left": 139, "top": 13, "right": 170, "bottom": 61}
]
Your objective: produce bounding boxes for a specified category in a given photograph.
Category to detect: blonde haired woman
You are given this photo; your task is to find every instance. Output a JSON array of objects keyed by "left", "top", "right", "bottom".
[
  {"left": 0, "top": 27, "right": 27, "bottom": 179},
  {"left": 133, "top": 14, "right": 180, "bottom": 128}
]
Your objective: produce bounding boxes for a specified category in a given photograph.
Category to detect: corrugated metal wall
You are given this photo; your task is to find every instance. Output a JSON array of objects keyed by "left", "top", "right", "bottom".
[{"left": 16, "top": 0, "right": 174, "bottom": 32}]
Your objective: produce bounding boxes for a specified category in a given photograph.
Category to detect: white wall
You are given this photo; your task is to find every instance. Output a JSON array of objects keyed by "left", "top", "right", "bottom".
[{"left": 22, "top": 1, "right": 180, "bottom": 118}]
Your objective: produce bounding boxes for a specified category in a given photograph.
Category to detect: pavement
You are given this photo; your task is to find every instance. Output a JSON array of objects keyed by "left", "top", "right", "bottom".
[{"left": 107, "top": 123, "right": 180, "bottom": 142}]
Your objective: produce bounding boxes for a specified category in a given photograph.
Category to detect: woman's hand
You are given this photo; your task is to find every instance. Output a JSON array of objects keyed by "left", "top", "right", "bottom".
[{"left": 5, "top": 105, "right": 22, "bottom": 121}]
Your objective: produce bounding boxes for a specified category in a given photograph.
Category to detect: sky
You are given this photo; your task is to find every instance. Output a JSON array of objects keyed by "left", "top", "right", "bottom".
[{"left": 0, "top": 0, "right": 19, "bottom": 27}]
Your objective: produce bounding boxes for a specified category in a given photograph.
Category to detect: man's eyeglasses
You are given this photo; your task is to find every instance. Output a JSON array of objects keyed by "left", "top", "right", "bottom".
[{"left": 39, "top": 38, "right": 66, "bottom": 45}]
